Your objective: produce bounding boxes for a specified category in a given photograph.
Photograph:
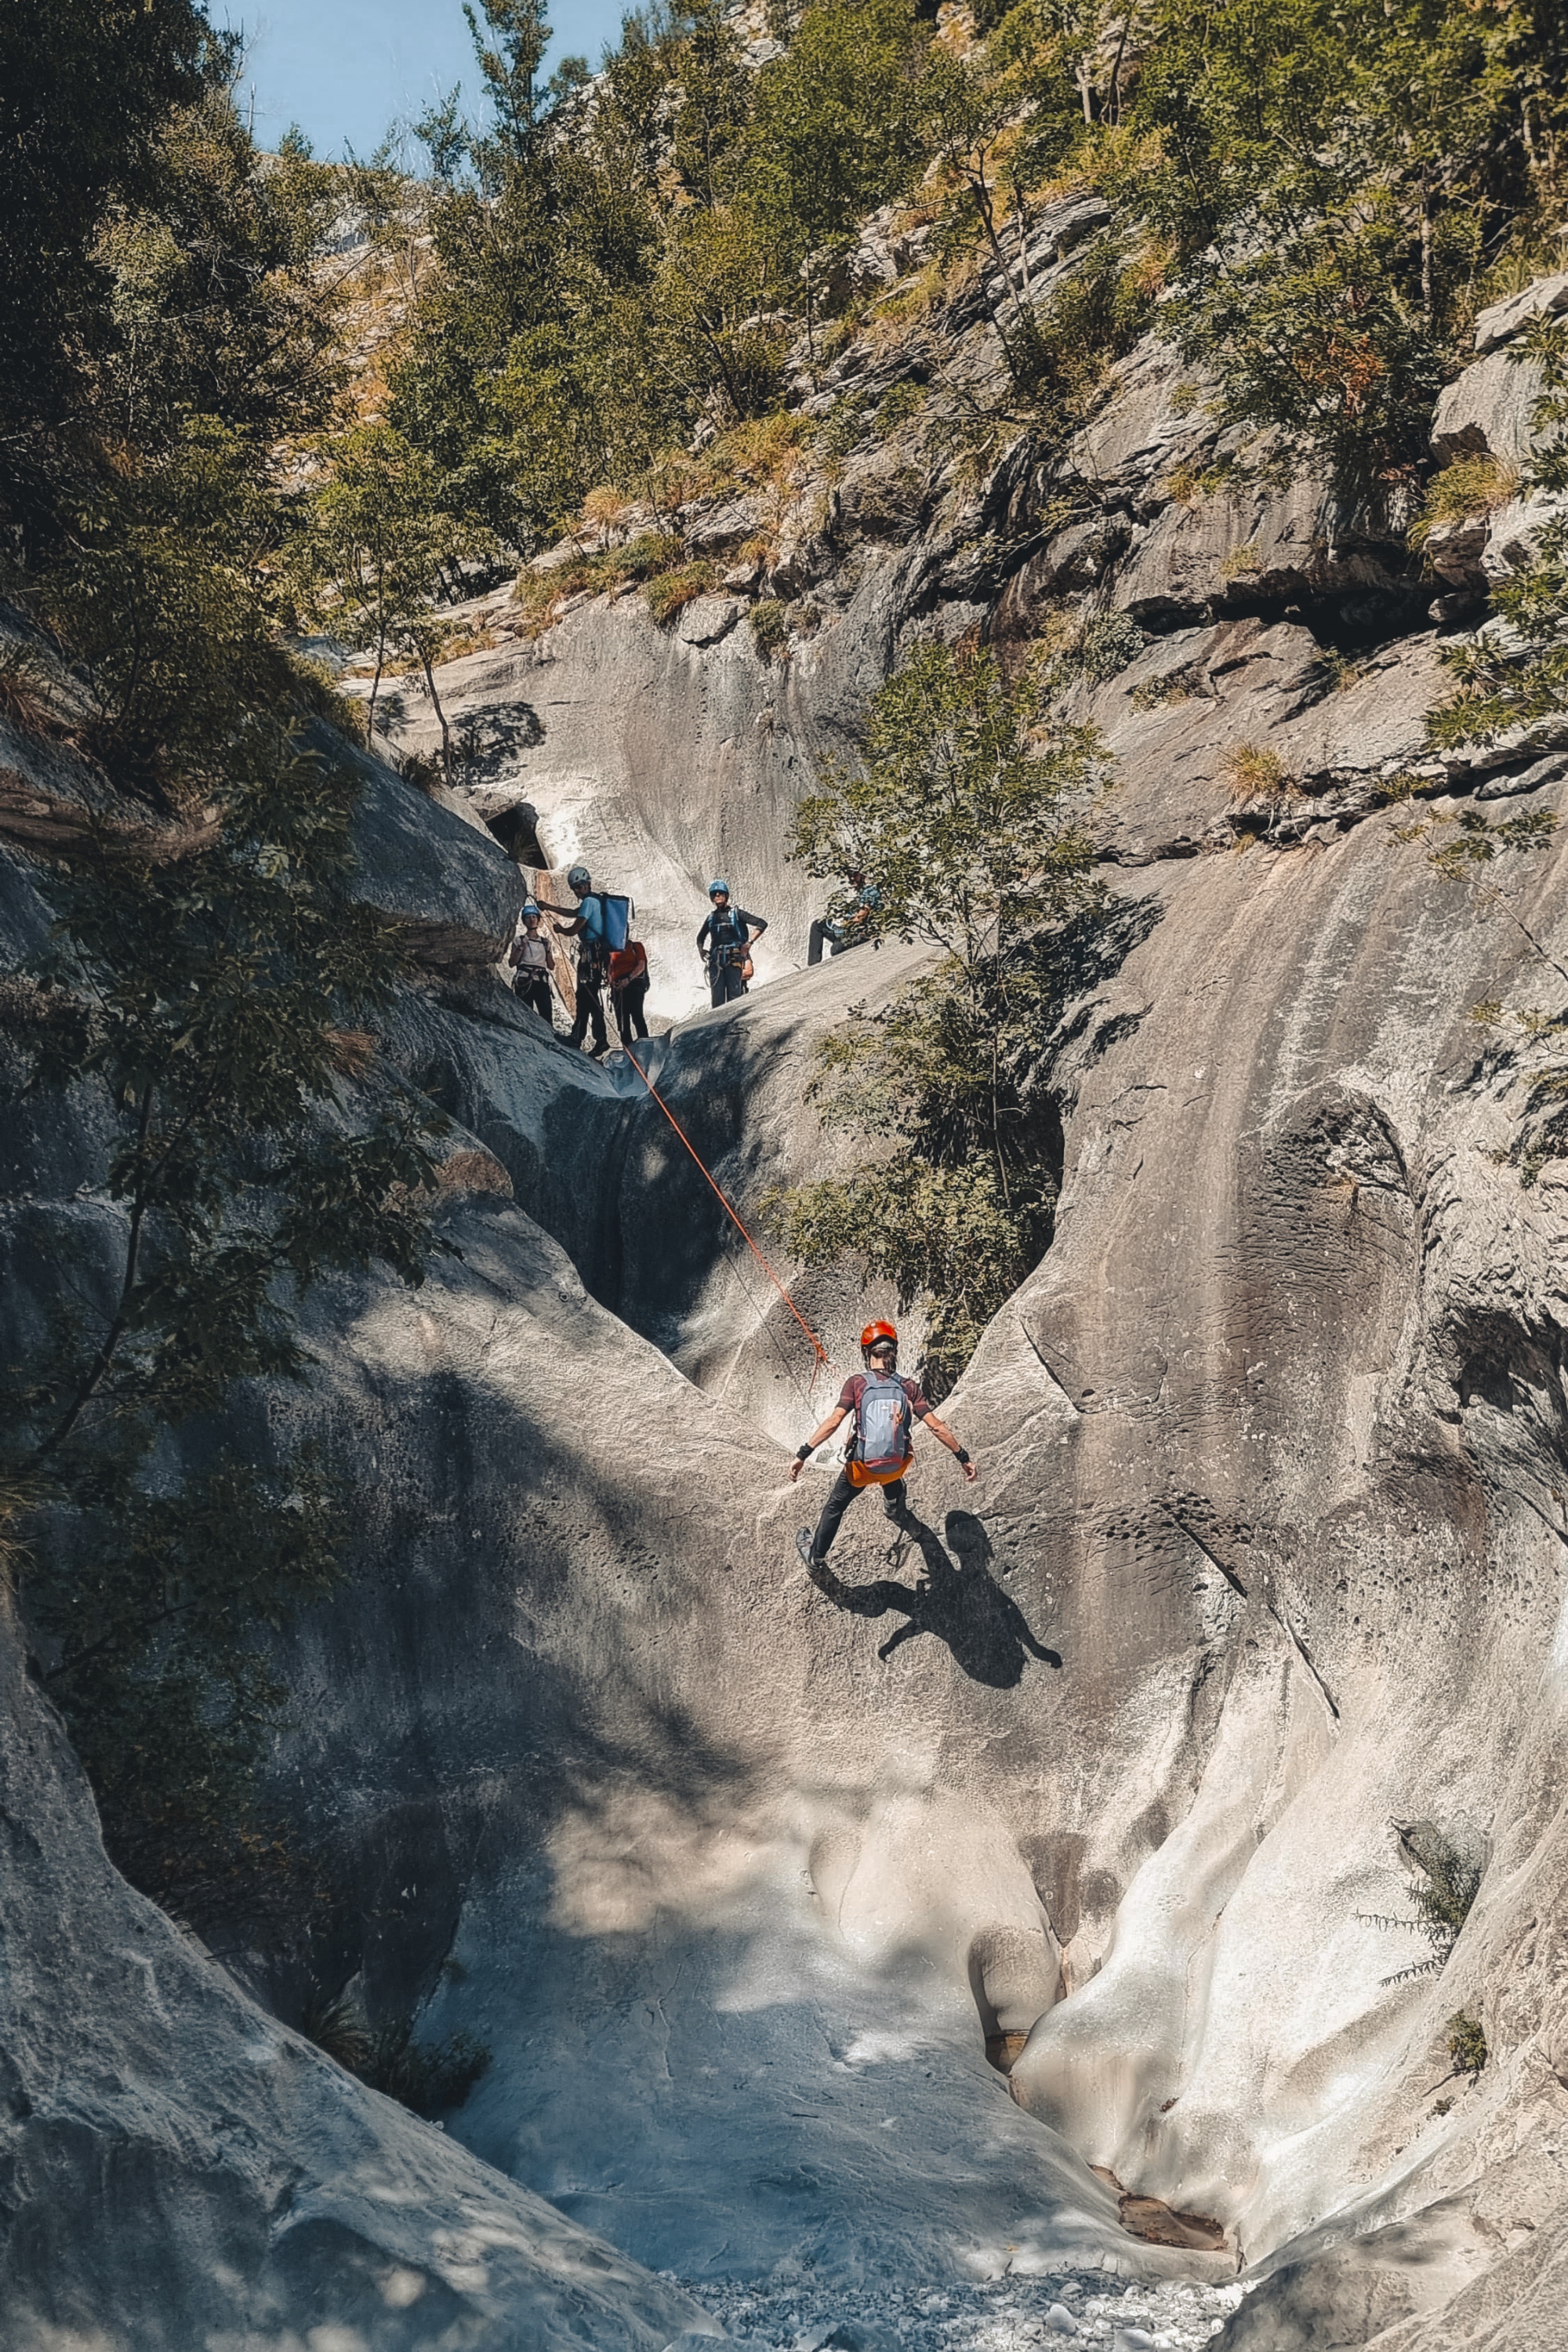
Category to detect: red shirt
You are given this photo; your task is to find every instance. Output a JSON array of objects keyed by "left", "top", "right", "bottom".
[{"left": 609, "top": 941, "right": 648, "bottom": 989}]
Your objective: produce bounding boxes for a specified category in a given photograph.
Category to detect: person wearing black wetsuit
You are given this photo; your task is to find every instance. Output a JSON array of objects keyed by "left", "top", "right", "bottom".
[{"left": 697, "top": 880, "right": 768, "bottom": 1008}]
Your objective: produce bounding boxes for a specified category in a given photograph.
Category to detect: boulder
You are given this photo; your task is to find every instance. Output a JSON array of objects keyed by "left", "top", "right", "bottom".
[
  {"left": 1472, "top": 269, "right": 1568, "bottom": 356},
  {"left": 1431, "top": 347, "right": 1547, "bottom": 465}
]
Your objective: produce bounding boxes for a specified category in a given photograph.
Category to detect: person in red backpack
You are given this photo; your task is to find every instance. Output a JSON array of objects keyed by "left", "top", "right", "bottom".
[
  {"left": 790, "top": 1319, "right": 975, "bottom": 1571},
  {"left": 609, "top": 936, "right": 651, "bottom": 1044}
]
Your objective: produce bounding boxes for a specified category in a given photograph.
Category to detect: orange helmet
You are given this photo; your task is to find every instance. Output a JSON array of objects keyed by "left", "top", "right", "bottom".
[{"left": 860, "top": 1319, "right": 898, "bottom": 1355}]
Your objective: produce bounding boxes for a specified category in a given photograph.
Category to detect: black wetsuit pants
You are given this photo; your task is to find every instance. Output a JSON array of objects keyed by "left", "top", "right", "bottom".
[
  {"left": 808, "top": 921, "right": 873, "bottom": 966},
  {"left": 710, "top": 963, "right": 747, "bottom": 1008},
  {"left": 810, "top": 1469, "right": 908, "bottom": 1563},
  {"left": 514, "top": 972, "right": 554, "bottom": 1025},
  {"left": 570, "top": 977, "right": 609, "bottom": 1054},
  {"left": 615, "top": 975, "right": 650, "bottom": 1042}
]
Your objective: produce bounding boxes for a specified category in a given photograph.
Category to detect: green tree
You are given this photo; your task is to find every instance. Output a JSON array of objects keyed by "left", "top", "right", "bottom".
[
  {"left": 773, "top": 641, "right": 1108, "bottom": 1392},
  {"left": 747, "top": 0, "right": 929, "bottom": 354},
  {"left": 0, "top": 8, "right": 448, "bottom": 1930},
  {"left": 300, "top": 423, "right": 496, "bottom": 768},
  {"left": 1118, "top": 0, "right": 1547, "bottom": 496},
  {"left": 792, "top": 637, "right": 1107, "bottom": 971},
  {"left": 0, "top": 0, "right": 207, "bottom": 523}
]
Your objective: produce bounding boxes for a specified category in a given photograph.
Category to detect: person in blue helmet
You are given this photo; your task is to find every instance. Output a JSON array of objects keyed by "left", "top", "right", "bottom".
[
  {"left": 507, "top": 899, "right": 555, "bottom": 1027},
  {"left": 808, "top": 869, "right": 881, "bottom": 965},
  {"left": 697, "top": 880, "right": 768, "bottom": 1008},
  {"left": 540, "top": 864, "right": 611, "bottom": 1055}
]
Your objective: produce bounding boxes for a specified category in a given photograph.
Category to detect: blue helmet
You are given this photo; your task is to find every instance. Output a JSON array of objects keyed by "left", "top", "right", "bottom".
[
  {"left": 709, "top": 879, "right": 730, "bottom": 898},
  {"left": 521, "top": 900, "right": 540, "bottom": 916}
]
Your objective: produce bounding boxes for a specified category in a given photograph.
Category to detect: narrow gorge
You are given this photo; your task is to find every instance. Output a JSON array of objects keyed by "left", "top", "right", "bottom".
[{"left": 5, "top": 4, "right": 1568, "bottom": 2348}]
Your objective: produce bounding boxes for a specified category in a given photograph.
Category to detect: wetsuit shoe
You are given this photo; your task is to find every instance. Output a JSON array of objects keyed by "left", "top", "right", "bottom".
[{"left": 795, "top": 1528, "right": 821, "bottom": 1572}]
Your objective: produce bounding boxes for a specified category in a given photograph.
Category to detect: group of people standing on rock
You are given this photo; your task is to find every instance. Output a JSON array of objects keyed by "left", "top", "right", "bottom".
[
  {"left": 508, "top": 864, "right": 649, "bottom": 1057},
  {"left": 506, "top": 864, "right": 884, "bottom": 1051}
]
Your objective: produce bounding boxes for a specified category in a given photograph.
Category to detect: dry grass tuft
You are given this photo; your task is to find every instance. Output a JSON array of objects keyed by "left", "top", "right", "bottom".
[
  {"left": 1221, "top": 741, "right": 1298, "bottom": 802},
  {"left": 1410, "top": 455, "right": 1521, "bottom": 546}
]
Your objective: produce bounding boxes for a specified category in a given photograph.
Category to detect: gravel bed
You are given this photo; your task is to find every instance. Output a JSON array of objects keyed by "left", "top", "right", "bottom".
[{"left": 668, "top": 2270, "right": 1247, "bottom": 2352}]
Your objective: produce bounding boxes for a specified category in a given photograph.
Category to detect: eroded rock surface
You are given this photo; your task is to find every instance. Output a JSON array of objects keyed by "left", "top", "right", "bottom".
[
  {"left": 0, "top": 1581, "right": 710, "bottom": 2350},
  {"left": 10, "top": 224, "right": 1568, "bottom": 2350}
]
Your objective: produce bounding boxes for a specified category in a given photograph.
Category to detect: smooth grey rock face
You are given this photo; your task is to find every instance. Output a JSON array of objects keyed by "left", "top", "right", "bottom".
[
  {"left": 1472, "top": 267, "right": 1568, "bottom": 354},
  {"left": 13, "top": 265, "right": 1568, "bottom": 2343},
  {"left": 0, "top": 1588, "right": 710, "bottom": 2349},
  {"left": 349, "top": 746, "right": 525, "bottom": 971}
]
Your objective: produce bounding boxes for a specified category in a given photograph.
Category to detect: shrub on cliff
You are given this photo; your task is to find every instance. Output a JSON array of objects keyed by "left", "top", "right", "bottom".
[{"left": 769, "top": 640, "right": 1108, "bottom": 1395}]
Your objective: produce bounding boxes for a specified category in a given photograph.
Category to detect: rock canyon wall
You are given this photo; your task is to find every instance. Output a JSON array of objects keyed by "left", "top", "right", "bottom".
[{"left": 6, "top": 215, "right": 1568, "bottom": 2352}]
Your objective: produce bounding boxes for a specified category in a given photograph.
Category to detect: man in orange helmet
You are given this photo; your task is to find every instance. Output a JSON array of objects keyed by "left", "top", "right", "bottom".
[{"left": 790, "top": 1319, "right": 976, "bottom": 1572}]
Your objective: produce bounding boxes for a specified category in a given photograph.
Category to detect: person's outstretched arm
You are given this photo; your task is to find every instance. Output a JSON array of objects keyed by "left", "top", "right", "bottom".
[
  {"left": 922, "top": 1411, "right": 978, "bottom": 1483},
  {"left": 789, "top": 1405, "right": 848, "bottom": 1480}
]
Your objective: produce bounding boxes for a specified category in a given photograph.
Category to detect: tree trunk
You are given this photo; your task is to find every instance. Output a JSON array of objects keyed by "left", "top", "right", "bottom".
[
  {"left": 34, "top": 1085, "right": 155, "bottom": 1462},
  {"left": 418, "top": 644, "right": 453, "bottom": 789},
  {"left": 1419, "top": 174, "right": 1433, "bottom": 326},
  {"left": 367, "top": 621, "right": 387, "bottom": 746}
]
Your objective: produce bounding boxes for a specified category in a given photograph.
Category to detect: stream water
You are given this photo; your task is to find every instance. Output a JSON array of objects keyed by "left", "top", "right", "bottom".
[{"left": 674, "top": 2269, "right": 1247, "bottom": 2350}]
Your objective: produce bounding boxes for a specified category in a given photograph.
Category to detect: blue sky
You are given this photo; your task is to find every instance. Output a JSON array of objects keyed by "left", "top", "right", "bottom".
[{"left": 215, "top": 0, "right": 631, "bottom": 161}]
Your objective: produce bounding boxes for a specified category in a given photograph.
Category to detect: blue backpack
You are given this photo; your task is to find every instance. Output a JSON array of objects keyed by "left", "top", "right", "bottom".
[{"left": 851, "top": 1374, "right": 913, "bottom": 1483}]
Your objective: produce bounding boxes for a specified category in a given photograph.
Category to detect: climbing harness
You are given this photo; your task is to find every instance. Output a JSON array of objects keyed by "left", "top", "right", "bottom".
[{"left": 622, "top": 1042, "right": 831, "bottom": 1388}]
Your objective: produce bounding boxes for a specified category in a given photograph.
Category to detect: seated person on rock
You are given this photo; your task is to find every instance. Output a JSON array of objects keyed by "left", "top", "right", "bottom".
[
  {"left": 808, "top": 870, "right": 881, "bottom": 966},
  {"left": 697, "top": 880, "right": 767, "bottom": 1009},
  {"left": 610, "top": 935, "right": 651, "bottom": 1044},
  {"left": 539, "top": 864, "right": 611, "bottom": 1057},
  {"left": 507, "top": 901, "right": 555, "bottom": 1028},
  {"left": 791, "top": 1320, "right": 975, "bottom": 1572}
]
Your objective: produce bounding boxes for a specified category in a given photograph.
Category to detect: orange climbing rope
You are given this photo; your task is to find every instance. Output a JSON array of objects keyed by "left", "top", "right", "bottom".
[{"left": 623, "top": 1043, "right": 832, "bottom": 1384}]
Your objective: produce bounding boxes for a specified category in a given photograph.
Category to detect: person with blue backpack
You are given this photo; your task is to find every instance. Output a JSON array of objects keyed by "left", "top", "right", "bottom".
[
  {"left": 541, "top": 864, "right": 633, "bottom": 1057},
  {"left": 790, "top": 1319, "right": 975, "bottom": 1572},
  {"left": 697, "top": 880, "right": 768, "bottom": 1008}
]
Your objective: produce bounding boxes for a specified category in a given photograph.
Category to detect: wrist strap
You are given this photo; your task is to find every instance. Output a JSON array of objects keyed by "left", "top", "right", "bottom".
[
  {"left": 796, "top": 1443, "right": 813, "bottom": 1461},
  {"left": 955, "top": 1447, "right": 971, "bottom": 1465}
]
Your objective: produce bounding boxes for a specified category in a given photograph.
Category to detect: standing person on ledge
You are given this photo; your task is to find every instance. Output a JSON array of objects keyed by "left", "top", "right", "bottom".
[
  {"left": 507, "top": 901, "right": 555, "bottom": 1028},
  {"left": 790, "top": 1320, "right": 975, "bottom": 1572},
  {"left": 539, "top": 865, "right": 612, "bottom": 1057},
  {"left": 698, "top": 880, "right": 767, "bottom": 1008},
  {"left": 610, "top": 934, "right": 651, "bottom": 1045}
]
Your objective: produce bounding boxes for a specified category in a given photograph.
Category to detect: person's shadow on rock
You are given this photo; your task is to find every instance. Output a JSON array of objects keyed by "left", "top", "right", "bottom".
[{"left": 809, "top": 1506, "right": 1062, "bottom": 1688}]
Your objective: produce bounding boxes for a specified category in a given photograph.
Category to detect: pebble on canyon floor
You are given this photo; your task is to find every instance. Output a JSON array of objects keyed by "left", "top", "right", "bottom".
[{"left": 666, "top": 2270, "right": 1247, "bottom": 2352}]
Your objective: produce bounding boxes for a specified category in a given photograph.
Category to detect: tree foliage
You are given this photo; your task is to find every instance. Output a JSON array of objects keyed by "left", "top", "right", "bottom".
[
  {"left": 1, "top": 12, "right": 445, "bottom": 1926},
  {"left": 386, "top": 0, "right": 935, "bottom": 548},
  {"left": 374, "top": 0, "right": 1566, "bottom": 550},
  {"left": 771, "top": 643, "right": 1106, "bottom": 1395}
]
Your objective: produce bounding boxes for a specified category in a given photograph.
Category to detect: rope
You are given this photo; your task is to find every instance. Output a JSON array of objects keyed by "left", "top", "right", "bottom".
[{"left": 623, "top": 1042, "right": 831, "bottom": 1385}]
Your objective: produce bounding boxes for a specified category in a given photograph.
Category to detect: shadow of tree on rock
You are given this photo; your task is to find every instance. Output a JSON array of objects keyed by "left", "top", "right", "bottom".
[{"left": 810, "top": 1507, "right": 1061, "bottom": 1688}]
